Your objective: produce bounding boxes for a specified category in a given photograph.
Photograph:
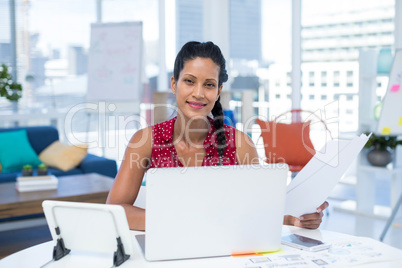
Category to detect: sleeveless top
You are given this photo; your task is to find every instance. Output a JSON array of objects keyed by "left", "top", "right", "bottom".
[{"left": 149, "top": 116, "right": 238, "bottom": 168}]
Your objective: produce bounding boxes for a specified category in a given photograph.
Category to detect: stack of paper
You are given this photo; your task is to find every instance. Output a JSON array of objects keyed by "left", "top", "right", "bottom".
[
  {"left": 285, "top": 133, "right": 370, "bottom": 217},
  {"left": 16, "top": 175, "right": 58, "bottom": 192}
]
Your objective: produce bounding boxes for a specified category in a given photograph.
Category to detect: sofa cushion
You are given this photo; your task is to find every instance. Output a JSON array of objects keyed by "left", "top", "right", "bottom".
[
  {"left": 25, "top": 126, "right": 59, "bottom": 154},
  {"left": 39, "top": 141, "right": 88, "bottom": 172},
  {"left": 0, "top": 126, "right": 59, "bottom": 155},
  {"left": 79, "top": 154, "right": 117, "bottom": 178},
  {"left": 48, "top": 167, "right": 83, "bottom": 177},
  {"left": 0, "top": 129, "right": 42, "bottom": 173}
]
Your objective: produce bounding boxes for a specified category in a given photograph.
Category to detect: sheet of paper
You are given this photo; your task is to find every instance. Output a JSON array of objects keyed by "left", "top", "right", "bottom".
[
  {"left": 286, "top": 139, "right": 349, "bottom": 193},
  {"left": 284, "top": 134, "right": 369, "bottom": 217},
  {"left": 240, "top": 237, "right": 402, "bottom": 267}
]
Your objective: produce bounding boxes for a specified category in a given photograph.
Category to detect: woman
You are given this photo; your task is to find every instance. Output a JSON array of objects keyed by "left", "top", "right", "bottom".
[{"left": 106, "top": 41, "right": 328, "bottom": 231}]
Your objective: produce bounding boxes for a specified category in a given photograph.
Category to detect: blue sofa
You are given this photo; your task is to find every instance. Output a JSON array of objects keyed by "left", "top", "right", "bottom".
[{"left": 0, "top": 126, "right": 118, "bottom": 183}]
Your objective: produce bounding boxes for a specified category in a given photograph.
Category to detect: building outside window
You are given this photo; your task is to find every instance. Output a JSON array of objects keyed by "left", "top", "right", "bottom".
[
  {"left": 2, "top": 0, "right": 396, "bottom": 138},
  {"left": 333, "top": 71, "right": 340, "bottom": 87},
  {"left": 299, "top": 0, "right": 394, "bottom": 133},
  {"left": 309, "top": 71, "right": 315, "bottom": 86},
  {"left": 321, "top": 71, "right": 327, "bottom": 87},
  {"left": 346, "top": 70, "right": 354, "bottom": 87}
]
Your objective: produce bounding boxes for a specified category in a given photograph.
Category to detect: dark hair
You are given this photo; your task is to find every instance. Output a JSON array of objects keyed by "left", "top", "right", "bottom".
[{"left": 174, "top": 41, "right": 229, "bottom": 165}]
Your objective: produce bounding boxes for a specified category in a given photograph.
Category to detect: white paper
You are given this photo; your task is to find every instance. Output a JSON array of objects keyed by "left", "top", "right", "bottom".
[
  {"left": 284, "top": 134, "right": 369, "bottom": 217},
  {"left": 241, "top": 237, "right": 402, "bottom": 267}
]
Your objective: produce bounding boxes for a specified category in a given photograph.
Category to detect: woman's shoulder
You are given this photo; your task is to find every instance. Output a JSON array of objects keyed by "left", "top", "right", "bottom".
[
  {"left": 233, "top": 128, "right": 254, "bottom": 146},
  {"left": 130, "top": 126, "right": 152, "bottom": 144}
]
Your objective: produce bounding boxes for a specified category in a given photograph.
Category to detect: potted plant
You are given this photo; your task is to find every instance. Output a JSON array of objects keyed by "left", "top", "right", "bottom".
[
  {"left": 0, "top": 64, "right": 22, "bottom": 111},
  {"left": 37, "top": 163, "right": 48, "bottom": 176},
  {"left": 22, "top": 164, "right": 33, "bottom": 177},
  {"left": 364, "top": 133, "right": 402, "bottom": 167}
]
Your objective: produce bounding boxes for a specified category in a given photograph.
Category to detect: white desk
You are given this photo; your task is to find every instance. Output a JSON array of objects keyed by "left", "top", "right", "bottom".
[{"left": 1, "top": 226, "right": 401, "bottom": 268}]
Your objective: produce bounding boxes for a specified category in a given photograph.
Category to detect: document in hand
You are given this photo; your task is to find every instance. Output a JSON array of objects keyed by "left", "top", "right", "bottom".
[{"left": 285, "top": 133, "right": 370, "bottom": 217}]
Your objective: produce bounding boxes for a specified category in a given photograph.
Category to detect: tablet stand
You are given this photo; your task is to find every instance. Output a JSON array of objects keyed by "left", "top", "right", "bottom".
[
  {"left": 48, "top": 204, "right": 131, "bottom": 267},
  {"left": 114, "top": 237, "right": 130, "bottom": 266},
  {"left": 53, "top": 227, "right": 70, "bottom": 260}
]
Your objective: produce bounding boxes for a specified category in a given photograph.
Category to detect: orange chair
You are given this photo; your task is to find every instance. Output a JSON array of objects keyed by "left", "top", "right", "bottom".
[{"left": 256, "top": 109, "right": 333, "bottom": 173}]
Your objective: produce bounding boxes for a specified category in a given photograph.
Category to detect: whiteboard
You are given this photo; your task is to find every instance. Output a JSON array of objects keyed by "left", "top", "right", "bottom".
[
  {"left": 377, "top": 49, "right": 402, "bottom": 135},
  {"left": 87, "top": 22, "right": 143, "bottom": 102}
]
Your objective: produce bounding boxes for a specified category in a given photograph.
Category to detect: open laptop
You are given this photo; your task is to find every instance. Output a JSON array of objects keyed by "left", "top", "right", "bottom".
[{"left": 141, "top": 164, "right": 288, "bottom": 261}]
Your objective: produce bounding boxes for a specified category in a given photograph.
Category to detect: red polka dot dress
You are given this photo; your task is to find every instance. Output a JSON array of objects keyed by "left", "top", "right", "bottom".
[{"left": 149, "top": 116, "right": 238, "bottom": 168}]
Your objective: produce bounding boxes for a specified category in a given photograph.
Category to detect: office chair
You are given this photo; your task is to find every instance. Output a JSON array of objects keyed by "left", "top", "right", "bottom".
[{"left": 256, "top": 109, "right": 333, "bottom": 173}]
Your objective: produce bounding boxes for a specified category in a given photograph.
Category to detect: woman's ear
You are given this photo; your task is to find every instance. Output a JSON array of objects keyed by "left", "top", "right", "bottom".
[
  {"left": 170, "top": 76, "right": 176, "bottom": 95},
  {"left": 216, "top": 85, "right": 223, "bottom": 101}
]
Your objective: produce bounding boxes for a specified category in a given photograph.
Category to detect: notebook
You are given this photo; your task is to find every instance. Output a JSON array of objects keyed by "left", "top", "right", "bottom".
[{"left": 141, "top": 164, "right": 288, "bottom": 261}]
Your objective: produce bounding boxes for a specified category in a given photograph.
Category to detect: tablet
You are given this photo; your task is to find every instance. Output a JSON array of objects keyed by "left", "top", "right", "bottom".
[{"left": 42, "top": 200, "right": 133, "bottom": 260}]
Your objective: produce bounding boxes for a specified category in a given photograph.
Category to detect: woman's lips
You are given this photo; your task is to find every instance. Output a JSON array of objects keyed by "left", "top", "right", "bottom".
[{"left": 187, "top": 101, "right": 206, "bottom": 109}]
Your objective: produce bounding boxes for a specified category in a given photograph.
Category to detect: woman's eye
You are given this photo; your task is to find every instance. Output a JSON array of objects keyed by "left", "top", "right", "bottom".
[
  {"left": 206, "top": 83, "right": 216, "bottom": 88},
  {"left": 184, "top": 79, "right": 194, "bottom": 84}
]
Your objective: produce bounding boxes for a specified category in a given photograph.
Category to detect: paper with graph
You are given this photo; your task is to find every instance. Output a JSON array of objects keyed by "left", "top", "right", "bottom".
[{"left": 284, "top": 133, "right": 370, "bottom": 217}]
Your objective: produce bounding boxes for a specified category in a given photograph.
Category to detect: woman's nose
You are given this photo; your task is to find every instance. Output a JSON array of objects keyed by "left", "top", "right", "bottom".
[{"left": 192, "top": 83, "right": 204, "bottom": 98}]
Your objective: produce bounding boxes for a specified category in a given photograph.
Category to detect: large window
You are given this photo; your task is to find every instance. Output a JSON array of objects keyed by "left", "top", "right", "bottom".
[
  {"left": 5, "top": 0, "right": 97, "bottom": 111},
  {"left": 263, "top": 0, "right": 292, "bottom": 119},
  {"left": 0, "top": 1, "right": 10, "bottom": 66},
  {"left": 301, "top": 0, "right": 395, "bottom": 134}
]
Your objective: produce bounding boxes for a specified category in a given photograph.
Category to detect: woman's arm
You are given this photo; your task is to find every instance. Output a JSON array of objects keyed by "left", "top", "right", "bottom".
[{"left": 106, "top": 126, "right": 152, "bottom": 231}]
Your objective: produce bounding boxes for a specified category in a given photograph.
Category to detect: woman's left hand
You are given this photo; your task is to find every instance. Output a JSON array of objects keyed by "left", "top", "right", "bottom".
[{"left": 287, "top": 201, "right": 329, "bottom": 229}]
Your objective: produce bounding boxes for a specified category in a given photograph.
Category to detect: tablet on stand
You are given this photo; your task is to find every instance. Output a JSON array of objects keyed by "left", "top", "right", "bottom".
[{"left": 42, "top": 200, "right": 133, "bottom": 267}]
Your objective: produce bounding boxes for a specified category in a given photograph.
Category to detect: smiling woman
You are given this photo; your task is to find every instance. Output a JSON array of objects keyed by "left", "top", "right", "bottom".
[
  {"left": 106, "top": 41, "right": 328, "bottom": 231},
  {"left": 106, "top": 41, "right": 259, "bottom": 230}
]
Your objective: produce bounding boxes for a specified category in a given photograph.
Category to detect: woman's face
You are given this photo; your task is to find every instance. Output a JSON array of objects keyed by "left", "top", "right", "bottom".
[{"left": 171, "top": 57, "right": 222, "bottom": 120}]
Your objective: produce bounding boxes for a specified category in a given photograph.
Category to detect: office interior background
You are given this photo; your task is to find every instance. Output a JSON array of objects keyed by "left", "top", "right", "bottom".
[
  {"left": 1, "top": 0, "right": 402, "bottom": 251},
  {"left": 0, "top": 0, "right": 397, "bottom": 142}
]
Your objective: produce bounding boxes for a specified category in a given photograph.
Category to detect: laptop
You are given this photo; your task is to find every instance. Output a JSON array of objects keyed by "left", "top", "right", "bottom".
[{"left": 141, "top": 164, "right": 288, "bottom": 261}]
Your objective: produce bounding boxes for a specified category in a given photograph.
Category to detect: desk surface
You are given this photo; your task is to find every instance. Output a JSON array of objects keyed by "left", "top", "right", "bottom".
[
  {"left": 0, "top": 173, "right": 114, "bottom": 219},
  {"left": 1, "top": 226, "right": 401, "bottom": 268}
]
